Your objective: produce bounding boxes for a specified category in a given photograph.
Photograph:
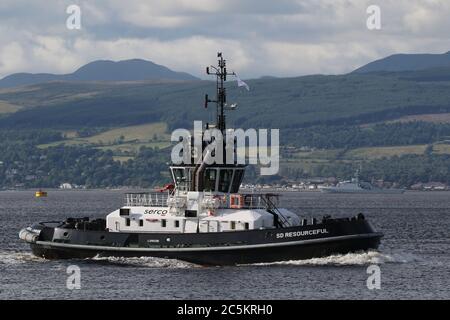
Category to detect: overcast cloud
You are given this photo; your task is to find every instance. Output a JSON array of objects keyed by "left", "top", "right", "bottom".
[{"left": 0, "top": 0, "right": 449, "bottom": 79}]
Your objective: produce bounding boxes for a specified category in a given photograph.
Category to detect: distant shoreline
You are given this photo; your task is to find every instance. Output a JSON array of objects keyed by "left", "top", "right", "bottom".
[{"left": 1, "top": 188, "right": 449, "bottom": 193}]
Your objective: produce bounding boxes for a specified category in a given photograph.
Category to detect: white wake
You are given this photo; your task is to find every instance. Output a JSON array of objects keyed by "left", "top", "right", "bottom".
[
  {"left": 88, "top": 255, "right": 198, "bottom": 269},
  {"left": 0, "top": 250, "right": 45, "bottom": 265},
  {"left": 0, "top": 250, "right": 196, "bottom": 269},
  {"left": 248, "top": 250, "right": 421, "bottom": 266},
  {"left": 1, "top": 249, "right": 421, "bottom": 268}
]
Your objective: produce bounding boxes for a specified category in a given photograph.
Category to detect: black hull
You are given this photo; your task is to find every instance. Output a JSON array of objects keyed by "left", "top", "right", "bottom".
[
  {"left": 30, "top": 234, "right": 381, "bottom": 265},
  {"left": 24, "top": 217, "right": 382, "bottom": 265}
]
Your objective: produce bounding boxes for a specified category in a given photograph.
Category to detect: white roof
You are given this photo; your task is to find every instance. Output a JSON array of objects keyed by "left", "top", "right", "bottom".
[{"left": 203, "top": 209, "right": 271, "bottom": 222}]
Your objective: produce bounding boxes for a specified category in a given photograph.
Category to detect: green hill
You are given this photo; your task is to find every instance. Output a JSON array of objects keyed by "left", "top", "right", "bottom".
[
  {"left": 0, "top": 59, "right": 199, "bottom": 88},
  {"left": 2, "top": 65, "right": 450, "bottom": 188},
  {"left": 353, "top": 51, "right": 450, "bottom": 73},
  {"left": 2, "top": 69, "right": 450, "bottom": 131}
]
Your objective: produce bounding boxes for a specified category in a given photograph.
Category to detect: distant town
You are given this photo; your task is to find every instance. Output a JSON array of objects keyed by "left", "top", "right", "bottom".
[
  {"left": 36, "top": 179, "right": 449, "bottom": 192},
  {"left": 241, "top": 180, "right": 449, "bottom": 192}
]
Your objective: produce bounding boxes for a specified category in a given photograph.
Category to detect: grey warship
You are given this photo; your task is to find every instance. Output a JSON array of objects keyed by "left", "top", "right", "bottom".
[{"left": 321, "top": 170, "right": 405, "bottom": 194}]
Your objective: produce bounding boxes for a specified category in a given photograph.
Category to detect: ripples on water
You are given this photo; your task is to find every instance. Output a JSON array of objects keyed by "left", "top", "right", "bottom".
[{"left": 0, "top": 190, "right": 449, "bottom": 299}]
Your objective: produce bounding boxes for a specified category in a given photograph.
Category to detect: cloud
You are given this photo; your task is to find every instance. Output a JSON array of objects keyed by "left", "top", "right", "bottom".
[
  {"left": 0, "top": 0, "right": 449, "bottom": 79},
  {"left": 0, "top": 42, "right": 27, "bottom": 75},
  {"left": 402, "top": 0, "right": 450, "bottom": 36}
]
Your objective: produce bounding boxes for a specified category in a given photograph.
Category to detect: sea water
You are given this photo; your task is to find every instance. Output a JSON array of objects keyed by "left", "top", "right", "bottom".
[{"left": 0, "top": 190, "right": 448, "bottom": 299}]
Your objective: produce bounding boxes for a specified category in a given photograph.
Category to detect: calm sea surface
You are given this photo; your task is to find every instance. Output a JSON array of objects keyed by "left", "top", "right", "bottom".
[{"left": 0, "top": 190, "right": 449, "bottom": 300}]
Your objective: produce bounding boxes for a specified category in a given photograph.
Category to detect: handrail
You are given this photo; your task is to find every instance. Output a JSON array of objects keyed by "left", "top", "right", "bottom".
[
  {"left": 123, "top": 191, "right": 283, "bottom": 212},
  {"left": 259, "top": 195, "right": 291, "bottom": 228},
  {"left": 125, "top": 191, "right": 169, "bottom": 207}
]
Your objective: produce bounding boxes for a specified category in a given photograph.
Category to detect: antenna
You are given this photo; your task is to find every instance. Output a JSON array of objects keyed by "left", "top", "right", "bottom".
[
  {"left": 204, "top": 52, "right": 236, "bottom": 132},
  {"left": 204, "top": 94, "right": 209, "bottom": 108}
]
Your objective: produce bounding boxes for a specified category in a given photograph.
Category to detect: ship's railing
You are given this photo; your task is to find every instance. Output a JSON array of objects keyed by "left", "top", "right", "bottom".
[
  {"left": 241, "top": 193, "right": 280, "bottom": 209},
  {"left": 125, "top": 192, "right": 169, "bottom": 207},
  {"left": 205, "top": 192, "right": 280, "bottom": 209},
  {"left": 124, "top": 191, "right": 281, "bottom": 210}
]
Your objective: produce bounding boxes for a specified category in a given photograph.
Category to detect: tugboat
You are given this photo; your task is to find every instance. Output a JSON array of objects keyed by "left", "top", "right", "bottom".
[{"left": 19, "top": 53, "right": 383, "bottom": 265}]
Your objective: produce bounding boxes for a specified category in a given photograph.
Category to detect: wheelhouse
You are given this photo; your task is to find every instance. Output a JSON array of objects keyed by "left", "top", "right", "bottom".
[{"left": 170, "top": 165, "right": 245, "bottom": 193}]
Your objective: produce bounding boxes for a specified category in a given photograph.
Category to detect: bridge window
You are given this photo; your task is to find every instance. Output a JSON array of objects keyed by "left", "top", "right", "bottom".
[
  {"left": 186, "top": 168, "right": 193, "bottom": 189},
  {"left": 218, "top": 169, "right": 234, "bottom": 193},
  {"left": 120, "top": 208, "right": 130, "bottom": 216},
  {"left": 231, "top": 169, "right": 244, "bottom": 193},
  {"left": 204, "top": 169, "right": 217, "bottom": 191},
  {"left": 185, "top": 210, "right": 197, "bottom": 217},
  {"left": 171, "top": 167, "right": 194, "bottom": 191},
  {"left": 172, "top": 168, "right": 185, "bottom": 184}
]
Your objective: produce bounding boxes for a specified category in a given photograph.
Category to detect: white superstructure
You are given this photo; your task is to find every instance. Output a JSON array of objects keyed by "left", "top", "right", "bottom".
[{"left": 106, "top": 190, "right": 300, "bottom": 233}]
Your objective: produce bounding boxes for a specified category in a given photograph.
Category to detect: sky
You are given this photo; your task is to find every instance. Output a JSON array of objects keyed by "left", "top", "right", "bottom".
[{"left": 0, "top": 0, "right": 449, "bottom": 79}]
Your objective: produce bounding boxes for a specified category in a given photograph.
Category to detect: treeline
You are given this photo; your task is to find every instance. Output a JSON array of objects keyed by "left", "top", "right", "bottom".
[
  {"left": 283, "top": 121, "right": 450, "bottom": 149},
  {"left": 1, "top": 142, "right": 450, "bottom": 188},
  {"left": 280, "top": 154, "right": 450, "bottom": 186},
  {"left": 362, "top": 154, "right": 450, "bottom": 186},
  {"left": 1, "top": 124, "right": 450, "bottom": 188},
  {"left": 0, "top": 143, "right": 169, "bottom": 188},
  {"left": 0, "top": 129, "right": 63, "bottom": 145}
]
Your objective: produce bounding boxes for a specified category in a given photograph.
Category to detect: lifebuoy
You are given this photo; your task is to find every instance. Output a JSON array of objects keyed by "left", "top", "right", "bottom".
[{"left": 230, "top": 194, "right": 243, "bottom": 209}]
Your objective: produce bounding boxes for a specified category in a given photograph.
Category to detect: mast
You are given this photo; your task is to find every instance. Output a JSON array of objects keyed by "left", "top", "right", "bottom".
[{"left": 205, "top": 52, "right": 235, "bottom": 133}]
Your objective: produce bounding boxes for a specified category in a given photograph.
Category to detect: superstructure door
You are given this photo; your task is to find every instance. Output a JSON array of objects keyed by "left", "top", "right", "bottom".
[
  {"left": 199, "top": 221, "right": 209, "bottom": 233},
  {"left": 208, "top": 220, "right": 219, "bottom": 232}
]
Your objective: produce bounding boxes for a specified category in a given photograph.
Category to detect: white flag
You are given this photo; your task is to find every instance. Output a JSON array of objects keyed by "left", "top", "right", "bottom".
[{"left": 236, "top": 75, "right": 250, "bottom": 91}]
